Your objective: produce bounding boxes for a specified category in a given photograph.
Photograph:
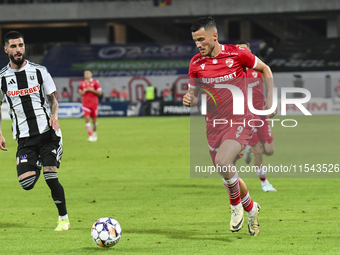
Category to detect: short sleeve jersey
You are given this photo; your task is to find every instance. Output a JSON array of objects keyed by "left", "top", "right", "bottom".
[
  {"left": 78, "top": 78, "right": 101, "bottom": 106},
  {"left": 188, "top": 44, "right": 257, "bottom": 128},
  {"left": 0, "top": 61, "right": 56, "bottom": 139}
]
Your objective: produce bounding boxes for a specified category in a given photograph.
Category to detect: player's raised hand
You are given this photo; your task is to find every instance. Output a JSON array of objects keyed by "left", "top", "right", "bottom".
[
  {"left": 183, "top": 91, "right": 198, "bottom": 107},
  {"left": 0, "top": 134, "right": 8, "bottom": 151}
]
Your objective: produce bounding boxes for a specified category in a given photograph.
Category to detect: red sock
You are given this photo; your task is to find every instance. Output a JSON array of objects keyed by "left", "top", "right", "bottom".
[
  {"left": 86, "top": 123, "right": 92, "bottom": 136},
  {"left": 222, "top": 173, "right": 241, "bottom": 206},
  {"left": 241, "top": 189, "right": 254, "bottom": 212},
  {"left": 93, "top": 123, "right": 97, "bottom": 132}
]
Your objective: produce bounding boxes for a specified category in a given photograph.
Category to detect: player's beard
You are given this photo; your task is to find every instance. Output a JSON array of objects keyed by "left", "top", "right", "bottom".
[
  {"left": 202, "top": 45, "right": 214, "bottom": 57},
  {"left": 9, "top": 53, "right": 25, "bottom": 66}
]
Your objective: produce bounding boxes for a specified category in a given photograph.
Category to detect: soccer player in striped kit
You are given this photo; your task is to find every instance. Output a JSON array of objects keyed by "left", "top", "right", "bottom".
[{"left": 0, "top": 31, "right": 70, "bottom": 231}]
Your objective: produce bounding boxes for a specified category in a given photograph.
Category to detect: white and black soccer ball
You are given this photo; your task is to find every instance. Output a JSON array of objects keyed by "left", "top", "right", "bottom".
[{"left": 91, "top": 217, "right": 122, "bottom": 248}]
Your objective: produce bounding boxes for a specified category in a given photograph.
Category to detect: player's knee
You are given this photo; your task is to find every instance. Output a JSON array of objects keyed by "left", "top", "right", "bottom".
[
  {"left": 263, "top": 145, "right": 274, "bottom": 156},
  {"left": 19, "top": 175, "right": 37, "bottom": 190},
  {"left": 264, "top": 149, "right": 274, "bottom": 156},
  {"left": 215, "top": 157, "right": 232, "bottom": 169},
  {"left": 215, "top": 158, "right": 235, "bottom": 178}
]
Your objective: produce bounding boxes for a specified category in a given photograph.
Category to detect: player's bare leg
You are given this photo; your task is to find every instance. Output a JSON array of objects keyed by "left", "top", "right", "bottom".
[
  {"left": 43, "top": 166, "right": 69, "bottom": 231},
  {"left": 84, "top": 115, "right": 95, "bottom": 142},
  {"left": 263, "top": 141, "right": 274, "bottom": 156},
  {"left": 92, "top": 117, "right": 98, "bottom": 141},
  {"left": 244, "top": 145, "right": 252, "bottom": 164},
  {"left": 253, "top": 142, "right": 276, "bottom": 191},
  {"left": 217, "top": 140, "right": 260, "bottom": 235}
]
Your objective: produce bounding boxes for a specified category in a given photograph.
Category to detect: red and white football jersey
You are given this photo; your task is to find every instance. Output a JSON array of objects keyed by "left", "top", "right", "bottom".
[
  {"left": 246, "top": 69, "right": 265, "bottom": 111},
  {"left": 188, "top": 44, "right": 257, "bottom": 129},
  {"left": 78, "top": 78, "right": 101, "bottom": 106}
]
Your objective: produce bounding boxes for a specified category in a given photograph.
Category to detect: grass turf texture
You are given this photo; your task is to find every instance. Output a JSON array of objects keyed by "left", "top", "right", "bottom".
[{"left": 0, "top": 115, "right": 339, "bottom": 254}]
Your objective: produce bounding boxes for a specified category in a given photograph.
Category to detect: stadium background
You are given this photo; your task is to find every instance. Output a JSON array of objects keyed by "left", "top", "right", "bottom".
[
  {"left": 0, "top": 0, "right": 340, "bottom": 254},
  {"left": 1, "top": 0, "right": 340, "bottom": 118}
]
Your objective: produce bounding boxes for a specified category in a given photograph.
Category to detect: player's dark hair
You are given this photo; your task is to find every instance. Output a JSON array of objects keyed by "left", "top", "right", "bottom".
[
  {"left": 235, "top": 40, "right": 250, "bottom": 48},
  {"left": 4, "top": 31, "right": 24, "bottom": 45},
  {"left": 190, "top": 17, "right": 216, "bottom": 32}
]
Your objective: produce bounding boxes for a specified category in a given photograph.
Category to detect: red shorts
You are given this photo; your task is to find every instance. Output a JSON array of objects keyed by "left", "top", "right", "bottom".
[
  {"left": 248, "top": 115, "right": 274, "bottom": 146},
  {"left": 82, "top": 104, "right": 98, "bottom": 118},
  {"left": 207, "top": 123, "right": 254, "bottom": 167}
]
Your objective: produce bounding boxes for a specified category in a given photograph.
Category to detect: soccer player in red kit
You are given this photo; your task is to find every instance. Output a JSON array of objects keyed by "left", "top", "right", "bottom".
[
  {"left": 183, "top": 17, "right": 276, "bottom": 236},
  {"left": 236, "top": 41, "right": 277, "bottom": 192},
  {"left": 78, "top": 70, "right": 102, "bottom": 142}
]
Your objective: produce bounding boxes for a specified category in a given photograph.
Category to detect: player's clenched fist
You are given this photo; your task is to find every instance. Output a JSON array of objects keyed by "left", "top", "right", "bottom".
[{"left": 183, "top": 91, "right": 198, "bottom": 107}]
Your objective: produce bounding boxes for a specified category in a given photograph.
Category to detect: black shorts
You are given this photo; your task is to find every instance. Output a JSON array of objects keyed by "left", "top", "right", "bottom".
[{"left": 16, "top": 129, "right": 63, "bottom": 177}]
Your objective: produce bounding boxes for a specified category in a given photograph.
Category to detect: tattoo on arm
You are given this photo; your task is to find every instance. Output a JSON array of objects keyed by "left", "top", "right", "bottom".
[{"left": 47, "top": 92, "right": 59, "bottom": 116}]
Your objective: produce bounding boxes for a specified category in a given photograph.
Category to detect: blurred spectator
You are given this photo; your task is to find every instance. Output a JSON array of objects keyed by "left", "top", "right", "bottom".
[
  {"left": 119, "top": 86, "right": 129, "bottom": 102},
  {"left": 163, "top": 83, "right": 173, "bottom": 102},
  {"left": 335, "top": 80, "right": 340, "bottom": 98},
  {"left": 145, "top": 82, "right": 156, "bottom": 101},
  {"left": 110, "top": 85, "right": 120, "bottom": 102},
  {"left": 55, "top": 90, "right": 60, "bottom": 102},
  {"left": 61, "top": 87, "right": 70, "bottom": 102}
]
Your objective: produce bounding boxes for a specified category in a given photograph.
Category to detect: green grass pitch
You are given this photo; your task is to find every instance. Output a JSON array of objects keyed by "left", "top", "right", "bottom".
[{"left": 0, "top": 115, "right": 339, "bottom": 254}]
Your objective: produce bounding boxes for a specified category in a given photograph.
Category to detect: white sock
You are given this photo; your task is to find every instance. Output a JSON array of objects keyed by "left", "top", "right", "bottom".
[
  {"left": 256, "top": 166, "right": 267, "bottom": 180},
  {"left": 59, "top": 214, "right": 68, "bottom": 220},
  {"left": 246, "top": 204, "right": 257, "bottom": 216},
  {"left": 231, "top": 203, "right": 243, "bottom": 209}
]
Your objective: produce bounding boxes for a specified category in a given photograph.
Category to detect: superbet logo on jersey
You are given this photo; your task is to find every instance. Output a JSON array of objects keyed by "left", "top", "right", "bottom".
[{"left": 7, "top": 85, "right": 40, "bottom": 97}]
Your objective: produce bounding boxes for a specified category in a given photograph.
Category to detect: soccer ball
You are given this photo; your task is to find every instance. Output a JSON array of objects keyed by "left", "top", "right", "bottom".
[{"left": 91, "top": 217, "right": 122, "bottom": 248}]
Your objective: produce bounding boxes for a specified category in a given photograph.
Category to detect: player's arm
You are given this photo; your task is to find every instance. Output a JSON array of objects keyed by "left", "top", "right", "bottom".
[
  {"left": 47, "top": 92, "right": 60, "bottom": 131},
  {"left": 0, "top": 101, "right": 8, "bottom": 151},
  {"left": 183, "top": 86, "right": 200, "bottom": 107},
  {"left": 79, "top": 89, "right": 86, "bottom": 96},
  {"left": 253, "top": 58, "right": 277, "bottom": 118},
  {"left": 88, "top": 81, "right": 102, "bottom": 96},
  {"left": 184, "top": 58, "right": 200, "bottom": 107},
  {"left": 87, "top": 87, "right": 102, "bottom": 96},
  {"left": 78, "top": 83, "right": 86, "bottom": 96}
]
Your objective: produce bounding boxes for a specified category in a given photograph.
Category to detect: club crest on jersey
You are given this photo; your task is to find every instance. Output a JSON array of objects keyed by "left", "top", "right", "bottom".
[
  {"left": 213, "top": 59, "right": 218, "bottom": 64},
  {"left": 252, "top": 71, "right": 258, "bottom": 78},
  {"left": 30, "top": 75, "right": 35, "bottom": 80},
  {"left": 200, "top": 64, "right": 205, "bottom": 70},
  {"left": 19, "top": 154, "right": 28, "bottom": 163},
  {"left": 7, "top": 84, "right": 40, "bottom": 97},
  {"left": 225, "top": 58, "right": 234, "bottom": 68}
]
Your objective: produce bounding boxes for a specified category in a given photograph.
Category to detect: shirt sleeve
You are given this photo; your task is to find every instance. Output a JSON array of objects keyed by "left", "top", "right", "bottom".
[
  {"left": 188, "top": 57, "right": 199, "bottom": 88},
  {"left": 94, "top": 80, "right": 102, "bottom": 91},
  {"left": 78, "top": 81, "right": 84, "bottom": 92},
  {"left": 40, "top": 67, "right": 57, "bottom": 95},
  {"left": 237, "top": 46, "right": 257, "bottom": 69},
  {"left": 0, "top": 90, "right": 4, "bottom": 103}
]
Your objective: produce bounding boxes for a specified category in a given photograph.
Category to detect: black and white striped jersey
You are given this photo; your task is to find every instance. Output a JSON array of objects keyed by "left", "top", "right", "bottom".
[{"left": 0, "top": 60, "right": 57, "bottom": 139}]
